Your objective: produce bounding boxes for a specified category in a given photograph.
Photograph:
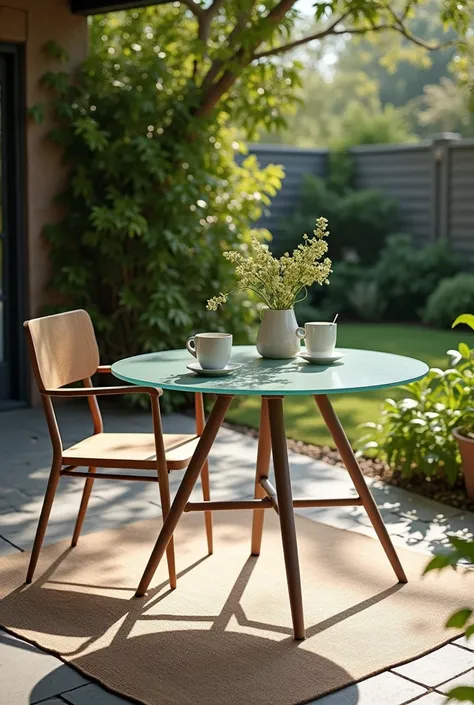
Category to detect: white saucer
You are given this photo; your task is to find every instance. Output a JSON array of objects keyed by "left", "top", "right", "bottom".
[
  {"left": 298, "top": 350, "right": 345, "bottom": 365},
  {"left": 186, "top": 362, "right": 241, "bottom": 377}
]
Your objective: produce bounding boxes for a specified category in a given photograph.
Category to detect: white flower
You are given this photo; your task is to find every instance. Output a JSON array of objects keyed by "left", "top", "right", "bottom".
[{"left": 207, "top": 218, "right": 332, "bottom": 311}]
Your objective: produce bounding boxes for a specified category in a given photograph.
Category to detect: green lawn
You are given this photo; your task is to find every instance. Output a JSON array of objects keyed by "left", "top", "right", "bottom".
[{"left": 227, "top": 324, "right": 474, "bottom": 447}]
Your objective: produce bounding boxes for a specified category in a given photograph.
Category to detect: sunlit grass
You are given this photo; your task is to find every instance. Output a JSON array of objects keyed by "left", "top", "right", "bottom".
[{"left": 227, "top": 324, "right": 474, "bottom": 447}]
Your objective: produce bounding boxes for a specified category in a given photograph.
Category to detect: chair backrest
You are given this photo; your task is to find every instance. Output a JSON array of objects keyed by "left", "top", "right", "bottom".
[{"left": 24, "top": 310, "right": 100, "bottom": 391}]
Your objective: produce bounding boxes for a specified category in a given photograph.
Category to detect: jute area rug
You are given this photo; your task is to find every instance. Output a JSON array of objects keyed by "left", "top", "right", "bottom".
[{"left": 0, "top": 511, "right": 469, "bottom": 705}]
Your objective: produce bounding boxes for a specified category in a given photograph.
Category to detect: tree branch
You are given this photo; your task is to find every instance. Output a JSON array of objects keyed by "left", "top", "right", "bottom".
[
  {"left": 383, "top": 1, "right": 459, "bottom": 51},
  {"left": 253, "top": 23, "right": 388, "bottom": 59},
  {"left": 253, "top": 14, "right": 459, "bottom": 60},
  {"left": 391, "top": 22, "right": 459, "bottom": 51},
  {"left": 200, "top": 0, "right": 257, "bottom": 93},
  {"left": 205, "top": 0, "right": 225, "bottom": 19},
  {"left": 195, "top": 0, "right": 300, "bottom": 118},
  {"left": 181, "top": 0, "right": 204, "bottom": 19}
]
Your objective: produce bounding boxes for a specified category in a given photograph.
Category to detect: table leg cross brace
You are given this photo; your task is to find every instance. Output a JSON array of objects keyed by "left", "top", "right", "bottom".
[{"left": 184, "top": 493, "right": 363, "bottom": 513}]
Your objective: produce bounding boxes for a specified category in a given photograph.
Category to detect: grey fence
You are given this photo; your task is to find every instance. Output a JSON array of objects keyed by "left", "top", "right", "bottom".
[{"left": 249, "top": 134, "right": 474, "bottom": 262}]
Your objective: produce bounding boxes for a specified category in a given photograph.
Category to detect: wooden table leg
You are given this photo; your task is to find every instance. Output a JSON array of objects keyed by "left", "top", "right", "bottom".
[
  {"left": 251, "top": 397, "right": 272, "bottom": 556},
  {"left": 267, "top": 396, "right": 305, "bottom": 640},
  {"left": 314, "top": 394, "right": 407, "bottom": 583},
  {"left": 135, "top": 394, "right": 233, "bottom": 597}
]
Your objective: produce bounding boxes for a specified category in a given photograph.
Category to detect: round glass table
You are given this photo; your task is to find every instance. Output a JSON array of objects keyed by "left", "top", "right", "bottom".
[{"left": 112, "top": 346, "right": 429, "bottom": 640}]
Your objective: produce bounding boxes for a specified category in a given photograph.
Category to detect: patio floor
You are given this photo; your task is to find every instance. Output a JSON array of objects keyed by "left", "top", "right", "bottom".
[{"left": 1, "top": 401, "right": 474, "bottom": 705}]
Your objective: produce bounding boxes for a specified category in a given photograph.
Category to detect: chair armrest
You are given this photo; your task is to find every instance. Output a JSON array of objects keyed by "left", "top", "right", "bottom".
[
  {"left": 42, "top": 386, "right": 162, "bottom": 398},
  {"left": 96, "top": 365, "right": 112, "bottom": 374}
]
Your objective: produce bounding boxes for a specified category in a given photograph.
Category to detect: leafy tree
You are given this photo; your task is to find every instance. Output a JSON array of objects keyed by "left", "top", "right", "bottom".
[
  {"left": 258, "top": 0, "right": 471, "bottom": 146},
  {"left": 39, "top": 1, "right": 471, "bottom": 387},
  {"left": 335, "top": 0, "right": 460, "bottom": 107},
  {"left": 418, "top": 77, "right": 474, "bottom": 134},
  {"left": 259, "top": 69, "right": 416, "bottom": 147}
]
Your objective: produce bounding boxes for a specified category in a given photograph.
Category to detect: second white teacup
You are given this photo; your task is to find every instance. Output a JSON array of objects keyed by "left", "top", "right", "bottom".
[
  {"left": 186, "top": 332, "right": 232, "bottom": 370},
  {"left": 296, "top": 322, "right": 337, "bottom": 357}
]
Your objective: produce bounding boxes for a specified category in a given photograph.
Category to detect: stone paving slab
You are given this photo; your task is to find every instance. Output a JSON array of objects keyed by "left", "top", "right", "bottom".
[
  {"left": 437, "top": 667, "right": 474, "bottom": 694},
  {"left": 61, "top": 683, "right": 134, "bottom": 705},
  {"left": 307, "top": 671, "right": 428, "bottom": 705},
  {"left": 414, "top": 694, "right": 448, "bottom": 704},
  {"left": 0, "top": 535, "right": 19, "bottom": 556},
  {"left": 0, "top": 631, "right": 88, "bottom": 705},
  {"left": 454, "top": 636, "right": 474, "bottom": 651},
  {"left": 393, "top": 644, "right": 474, "bottom": 688}
]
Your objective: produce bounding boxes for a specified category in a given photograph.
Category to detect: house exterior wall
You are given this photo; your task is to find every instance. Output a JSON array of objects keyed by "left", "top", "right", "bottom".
[
  {"left": 0, "top": 0, "right": 87, "bottom": 317},
  {"left": 0, "top": 0, "right": 88, "bottom": 402}
]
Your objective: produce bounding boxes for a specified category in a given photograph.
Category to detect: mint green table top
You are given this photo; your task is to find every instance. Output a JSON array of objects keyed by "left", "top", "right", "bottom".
[{"left": 112, "top": 346, "right": 428, "bottom": 396}]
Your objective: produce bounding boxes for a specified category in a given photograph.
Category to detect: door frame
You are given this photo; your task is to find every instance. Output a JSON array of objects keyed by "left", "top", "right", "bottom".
[{"left": 0, "top": 42, "right": 27, "bottom": 407}]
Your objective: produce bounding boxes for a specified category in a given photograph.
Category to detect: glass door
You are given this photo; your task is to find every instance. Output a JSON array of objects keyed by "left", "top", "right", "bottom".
[{"left": 0, "top": 47, "right": 26, "bottom": 407}]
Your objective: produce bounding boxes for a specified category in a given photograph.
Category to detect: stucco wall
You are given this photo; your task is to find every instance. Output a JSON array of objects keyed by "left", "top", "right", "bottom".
[
  {"left": 0, "top": 0, "right": 87, "bottom": 403},
  {"left": 0, "top": 0, "right": 88, "bottom": 319}
]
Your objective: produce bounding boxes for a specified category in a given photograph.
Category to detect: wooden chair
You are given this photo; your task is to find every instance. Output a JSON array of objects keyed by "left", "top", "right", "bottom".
[{"left": 24, "top": 309, "right": 212, "bottom": 587}]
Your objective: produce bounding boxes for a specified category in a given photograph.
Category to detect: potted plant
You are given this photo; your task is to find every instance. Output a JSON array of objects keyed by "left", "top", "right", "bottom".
[
  {"left": 207, "top": 218, "right": 332, "bottom": 359},
  {"left": 452, "top": 313, "right": 474, "bottom": 496}
]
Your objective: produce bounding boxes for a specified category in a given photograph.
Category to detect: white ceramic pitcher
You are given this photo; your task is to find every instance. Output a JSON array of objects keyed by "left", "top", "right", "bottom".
[{"left": 256, "top": 308, "right": 301, "bottom": 359}]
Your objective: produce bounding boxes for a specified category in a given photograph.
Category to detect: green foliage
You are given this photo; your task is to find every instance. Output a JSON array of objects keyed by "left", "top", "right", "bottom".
[
  {"left": 278, "top": 174, "right": 398, "bottom": 265},
  {"left": 326, "top": 150, "right": 355, "bottom": 194},
  {"left": 258, "top": 0, "right": 468, "bottom": 148},
  {"left": 318, "top": 261, "right": 369, "bottom": 319},
  {"left": 43, "top": 40, "right": 70, "bottom": 62},
  {"left": 373, "top": 235, "right": 463, "bottom": 322},
  {"left": 27, "top": 104, "right": 45, "bottom": 125},
  {"left": 424, "top": 534, "right": 474, "bottom": 704},
  {"left": 454, "top": 314, "right": 474, "bottom": 331},
  {"left": 314, "top": 235, "right": 463, "bottom": 324},
  {"left": 424, "top": 535, "right": 474, "bottom": 574},
  {"left": 424, "top": 275, "right": 474, "bottom": 329},
  {"left": 42, "top": 10, "right": 286, "bottom": 387},
  {"left": 447, "top": 687, "right": 474, "bottom": 703},
  {"left": 331, "top": 98, "right": 416, "bottom": 150},
  {"left": 347, "top": 280, "right": 386, "bottom": 322},
  {"left": 260, "top": 71, "right": 418, "bottom": 148},
  {"left": 358, "top": 335, "right": 474, "bottom": 486}
]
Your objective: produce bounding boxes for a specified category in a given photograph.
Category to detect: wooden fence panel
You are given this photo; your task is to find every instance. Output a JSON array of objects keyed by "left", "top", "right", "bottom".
[
  {"left": 246, "top": 137, "right": 474, "bottom": 264},
  {"left": 448, "top": 141, "right": 474, "bottom": 263},
  {"left": 352, "top": 144, "right": 433, "bottom": 247}
]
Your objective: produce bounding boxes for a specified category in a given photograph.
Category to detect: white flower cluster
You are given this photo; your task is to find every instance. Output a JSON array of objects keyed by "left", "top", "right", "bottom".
[{"left": 207, "top": 217, "right": 332, "bottom": 311}]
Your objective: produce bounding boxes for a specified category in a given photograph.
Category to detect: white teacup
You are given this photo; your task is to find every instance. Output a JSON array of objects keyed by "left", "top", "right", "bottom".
[
  {"left": 186, "top": 332, "right": 232, "bottom": 370},
  {"left": 296, "top": 322, "right": 337, "bottom": 357}
]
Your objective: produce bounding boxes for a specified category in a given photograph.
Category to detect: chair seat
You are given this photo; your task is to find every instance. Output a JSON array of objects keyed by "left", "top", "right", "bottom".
[{"left": 63, "top": 432, "right": 200, "bottom": 471}]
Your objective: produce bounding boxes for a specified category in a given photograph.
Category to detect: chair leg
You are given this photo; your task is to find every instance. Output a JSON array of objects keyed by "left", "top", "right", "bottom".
[
  {"left": 26, "top": 458, "right": 62, "bottom": 584},
  {"left": 251, "top": 397, "right": 272, "bottom": 556},
  {"left": 150, "top": 394, "right": 177, "bottom": 590},
  {"left": 157, "top": 464, "right": 177, "bottom": 590},
  {"left": 71, "top": 466, "right": 97, "bottom": 547},
  {"left": 136, "top": 395, "right": 233, "bottom": 597}
]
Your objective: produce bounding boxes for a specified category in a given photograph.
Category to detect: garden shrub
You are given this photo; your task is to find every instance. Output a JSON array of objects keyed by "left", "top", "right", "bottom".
[
  {"left": 372, "top": 234, "right": 463, "bottom": 321},
  {"left": 357, "top": 337, "right": 474, "bottom": 486},
  {"left": 347, "top": 280, "right": 387, "bottom": 321},
  {"left": 317, "top": 235, "right": 463, "bottom": 324},
  {"left": 40, "top": 16, "right": 284, "bottom": 380},
  {"left": 278, "top": 174, "right": 398, "bottom": 265},
  {"left": 423, "top": 274, "right": 474, "bottom": 329},
  {"left": 318, "top": 261, "right": 368, "bottom": 319}
]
